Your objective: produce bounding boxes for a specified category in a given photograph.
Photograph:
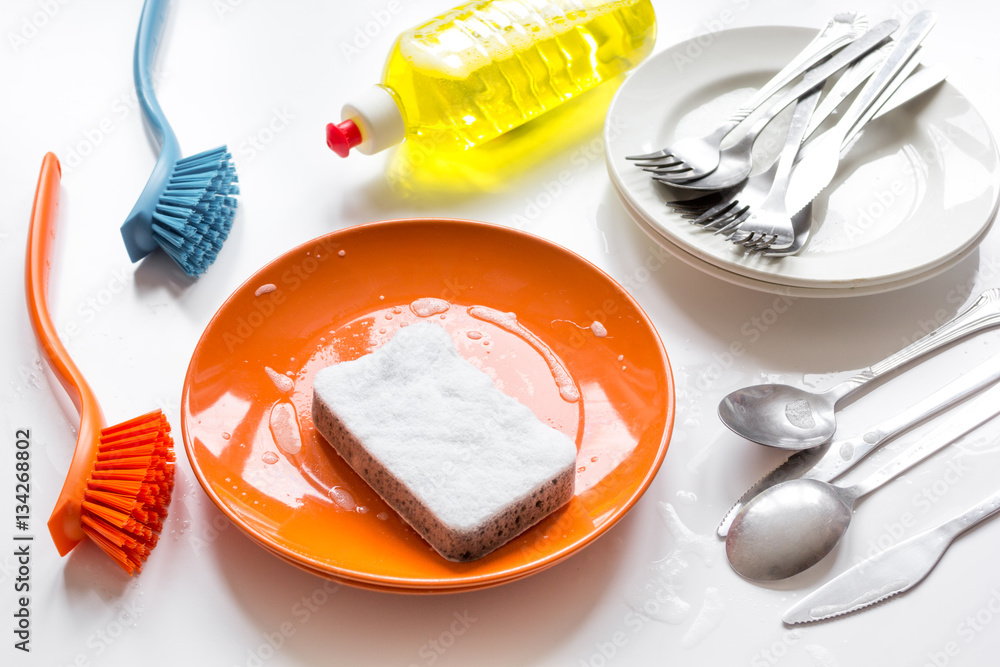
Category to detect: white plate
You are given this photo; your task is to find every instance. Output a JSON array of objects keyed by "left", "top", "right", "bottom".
[
  {"left": 605, "top": 26, "right": 1000, "bottom": 291},
  {"left": 611, "top": 176, "right": 988, "bottom": 298}
]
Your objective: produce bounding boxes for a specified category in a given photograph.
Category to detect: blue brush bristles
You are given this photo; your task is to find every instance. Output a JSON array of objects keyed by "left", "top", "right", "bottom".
[
  {"left": 124, "top": 0, "right": 240, "bottom": 279},
  {"left": 149, "top": 146, "right": 239, "bottom": 277}
]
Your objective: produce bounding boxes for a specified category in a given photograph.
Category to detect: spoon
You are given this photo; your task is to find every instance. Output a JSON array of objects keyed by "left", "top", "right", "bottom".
[
  {"left": 726, "top": 381, "right": 1000, "bottom": 581},
  {"left": 719, "top": 289, "right": 1000, "bottom": 449},
  {"left": 717, "top": 351, "right": 1000, "bottom": 537}
]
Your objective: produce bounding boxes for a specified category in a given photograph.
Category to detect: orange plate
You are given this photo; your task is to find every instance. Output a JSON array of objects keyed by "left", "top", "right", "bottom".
[{"left": 182, "top": 219, "right": 674, "bottom": 592}]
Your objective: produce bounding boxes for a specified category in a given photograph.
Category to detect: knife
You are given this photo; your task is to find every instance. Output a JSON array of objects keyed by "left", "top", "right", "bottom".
[
  {"left": 785, "top": 10, "right": 937, "bottom": 214},
  {"left": 783, "top": 487, "right": 1000, "bottom": 624},
  {"left": 718, "top": 351, "right": 1000, "bottom": 538}
]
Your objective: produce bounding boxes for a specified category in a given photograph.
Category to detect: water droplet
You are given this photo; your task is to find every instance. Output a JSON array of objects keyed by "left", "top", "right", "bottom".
[
  {"left": 379, "top": 328, "right": 387, "bottom": 334},
  {"left": 377, "top": 512, "right": 389, "bottom": 521},
  {"left": 330, "top": 486, "right": 358, "bottom": 511},
  {"left": 221, "top": 432, "right": 231, "bottom": 440},
  {"left": 617, "top": 354, "right": 624, "bottom": 361},
  {"left": 590, "top": 456, "right": 598, "bottom": 462},
  {"left": 268, "top": 402, "right": 302, "bottom": 455},
  {"left": 385, "top": 313, "right": 393, "bottom": 321},
  {"left": 467, "top": 331, "right": 483, "bottom": 340},
  {"left": 338, "top": 250, "right": 346, "bottom": 257},
  {"left": 262, "top": 451, "right": 279, "bottom": 464}
]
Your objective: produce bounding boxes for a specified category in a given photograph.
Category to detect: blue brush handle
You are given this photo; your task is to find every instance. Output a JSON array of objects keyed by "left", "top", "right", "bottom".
[
  {"left": 122, "top": 0, "right": 180, "bottom": 260},
  {"left": 134, "top": 0, "right": 179, "bottom": 163}
]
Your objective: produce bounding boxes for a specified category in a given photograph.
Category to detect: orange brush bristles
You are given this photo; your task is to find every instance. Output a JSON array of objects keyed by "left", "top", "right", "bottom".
[{"left": 80, "top": 410, "right": 176, "bottom": 574}]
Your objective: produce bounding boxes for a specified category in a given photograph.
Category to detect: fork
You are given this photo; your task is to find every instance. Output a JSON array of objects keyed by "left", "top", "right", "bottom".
[
  {"left": 708, "top": 87, "right": 821, "bottom": 249},
  {"left": 676, "top": 59, "right": 943, "bottom": 254},
  {"left": 625, "top": 13, "right": 868, "bottom": 180},
  {"left": 642, "top": 20, "right": 898, "bottom": 189}
]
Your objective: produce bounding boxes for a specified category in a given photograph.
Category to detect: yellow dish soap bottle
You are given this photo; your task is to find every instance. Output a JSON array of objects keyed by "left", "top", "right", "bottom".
[{"left": 327, "top": 0, "right": 656, "bottom": 157}]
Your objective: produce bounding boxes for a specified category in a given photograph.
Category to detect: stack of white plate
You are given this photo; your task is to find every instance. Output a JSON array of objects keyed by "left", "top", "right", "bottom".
[{"left": 604, "top": 26, "right": 1000, "bottom": 297}]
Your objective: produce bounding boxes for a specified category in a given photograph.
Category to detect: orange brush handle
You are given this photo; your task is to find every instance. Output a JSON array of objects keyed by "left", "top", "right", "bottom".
[{"left": 24, "top": 152, "right": 106, "bottom": 555}]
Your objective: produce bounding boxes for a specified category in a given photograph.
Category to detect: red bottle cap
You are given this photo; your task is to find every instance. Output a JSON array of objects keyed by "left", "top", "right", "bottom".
[{"left": 326, "top": 120, "right": 363, "bottom": 157}]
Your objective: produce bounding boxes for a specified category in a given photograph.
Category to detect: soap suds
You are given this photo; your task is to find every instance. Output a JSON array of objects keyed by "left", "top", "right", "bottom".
[
  {"left": 675, "top": 490, "right": 697, "bottom": 505},
  {"left": 624, "top": 552, "right": 692, "bottom": 624},
  {"left": 681, "top": 588, "right": 724, "bottom": 648},
  {"left": 255, "top": 283, "right": 277, "bottom": 297},
  {"left": 264, "top": 367, "right": 294, "bottom": 393},
  {"left": 590, "top": 321, "right": 607, "bottom": 337},
  {"left": 468, "top": 305, "right": 579, "bottom": 402},
  {"left": 804, "top": 645, "right": 839, "bottom": 667},
  {"left": 657, "top": 502, "right": 715, "bottom": 565},
  {"left": 785, "top": 399, "right": 816, "bottom": 429},
  {"left": 410, "top": 298, "right": 450, "bottom": 317}
]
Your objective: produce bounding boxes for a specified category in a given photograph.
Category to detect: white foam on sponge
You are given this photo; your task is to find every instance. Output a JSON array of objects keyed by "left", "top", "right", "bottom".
[{"left": 312, "top": 322, "right": 577, "bottom": 561}]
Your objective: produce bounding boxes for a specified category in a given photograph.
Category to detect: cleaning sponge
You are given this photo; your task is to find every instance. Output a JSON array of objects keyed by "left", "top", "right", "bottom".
[{"left": 312, "top": 322, "right": 577, "bottom": 561}]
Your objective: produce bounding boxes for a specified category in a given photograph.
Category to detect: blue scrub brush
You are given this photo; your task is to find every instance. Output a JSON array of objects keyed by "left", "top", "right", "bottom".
[{"left": 121, "top": 0, "right": 238, "bottom": 278}]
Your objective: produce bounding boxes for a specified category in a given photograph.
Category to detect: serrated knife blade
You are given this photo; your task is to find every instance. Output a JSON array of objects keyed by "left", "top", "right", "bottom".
[{"left": 783, "top": 488, "right": 1000, "bottom": 624}]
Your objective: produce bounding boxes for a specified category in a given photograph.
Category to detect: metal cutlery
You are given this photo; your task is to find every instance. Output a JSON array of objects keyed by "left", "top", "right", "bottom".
[
  {"left": 717, "top": 351, "right": 1000, "bottom": 537},
  {"left": 784, "top": 10, "right": 937, "bottom": 216},
  {"left": 635, "top": 19, "right": 898, "bottom": 188},
  {"left": 783, "top": 488, "right": 1000, "bottom": 624},
  {"left": 626, "top": 12, "right": 868, "bottom": 180},
  {"left": 726, "top": 381, "right": 1000, "bottom": 581},
  {"left": 721, "top": 86, "right": 821, "bottom": 249},
  {"left": 670, "top": 63, "right": 947, "bottom": 254}
]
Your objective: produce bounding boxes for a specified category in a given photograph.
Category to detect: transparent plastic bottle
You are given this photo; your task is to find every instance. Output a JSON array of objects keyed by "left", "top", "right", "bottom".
[{"left": 327, "top": 0, "right": 656, "bottom": 157}]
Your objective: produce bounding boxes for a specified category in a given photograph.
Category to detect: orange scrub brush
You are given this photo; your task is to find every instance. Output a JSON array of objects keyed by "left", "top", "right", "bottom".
[{"left": 25, "top": 153, "right": 176, "bottom": 574}]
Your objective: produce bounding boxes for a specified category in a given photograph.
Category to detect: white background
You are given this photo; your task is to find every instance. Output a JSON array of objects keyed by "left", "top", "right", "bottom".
[{"left": 4, "top": 1, "right": 1000, "bottom": 665}]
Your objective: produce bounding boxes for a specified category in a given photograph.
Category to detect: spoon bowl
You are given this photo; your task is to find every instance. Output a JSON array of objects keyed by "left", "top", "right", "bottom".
[
  {"left": 718, "top": 383, "right": 841, "bottom": 449},
  {"left": 725, "top": 478, "right": 852, "bottom": 581},
  {"left": 724, "top": 384, "right": 1000, "bottom": 582}
]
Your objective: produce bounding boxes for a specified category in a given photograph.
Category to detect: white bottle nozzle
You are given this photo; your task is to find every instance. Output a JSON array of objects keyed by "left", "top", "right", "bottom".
[{"left": 333, "top": 85, "right": 406, "bottom": 157}]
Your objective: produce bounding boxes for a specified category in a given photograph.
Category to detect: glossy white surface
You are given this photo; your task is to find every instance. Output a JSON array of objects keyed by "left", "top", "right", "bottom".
[{"left": 5, "top": 1, "right": 1000, "bottom": 666}]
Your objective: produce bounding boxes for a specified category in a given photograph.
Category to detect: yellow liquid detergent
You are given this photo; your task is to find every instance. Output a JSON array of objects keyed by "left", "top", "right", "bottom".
[{"left": 328, "top": 0, "right": 656, "bottom": 157}]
